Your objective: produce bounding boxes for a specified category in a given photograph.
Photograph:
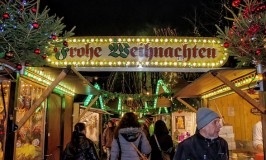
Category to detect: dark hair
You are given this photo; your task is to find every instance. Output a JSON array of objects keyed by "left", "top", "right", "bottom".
[
  {"left": 154, "top": 120, "right": 169, "bottom": 135},
  {"left": 108, "top": 120, "right": 114, "bottom": 126},
  {"left": 114, "top": 112, "right": 140, "bottom": 138},
  {"left": 71, "top": 123, "right": 86, "bottom": 146}
]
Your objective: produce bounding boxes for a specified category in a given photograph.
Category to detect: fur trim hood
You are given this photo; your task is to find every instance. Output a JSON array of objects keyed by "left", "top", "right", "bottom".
[{"left": 119, "top": 127, "right": 142, "bottom": 142}]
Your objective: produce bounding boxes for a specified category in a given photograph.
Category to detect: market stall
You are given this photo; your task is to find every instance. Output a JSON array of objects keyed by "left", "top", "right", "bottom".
[
  {"left": 11, "top": 66, "right": 98, "bottom": 160},
  {"left": 174, "top": 68, "right": 263, "bottom": 159}
]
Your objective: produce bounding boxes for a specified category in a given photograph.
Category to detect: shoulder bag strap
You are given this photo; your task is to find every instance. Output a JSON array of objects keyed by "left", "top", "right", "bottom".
[
  {"left": 116, "top": 137, "right": 121, "bottom": 158},
  {"left": 130, "top": 142, "right": 147, "bottom": 160},
  {"left": 154, "top": 134, "right": 162, "bottom": 151}
]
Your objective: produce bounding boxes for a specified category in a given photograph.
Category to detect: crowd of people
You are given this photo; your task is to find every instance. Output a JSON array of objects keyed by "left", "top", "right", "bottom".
[{"left": 63, "top": 107, "right": 232, "bottom": 160}]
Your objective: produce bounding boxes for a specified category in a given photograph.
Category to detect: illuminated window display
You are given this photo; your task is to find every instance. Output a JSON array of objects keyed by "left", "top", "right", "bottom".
[
  {"left": 15, "top": 79, "right": 46, "bottom": 160},
  {"left": 0, "top": 80, "right": 11, "bottom": 160}
]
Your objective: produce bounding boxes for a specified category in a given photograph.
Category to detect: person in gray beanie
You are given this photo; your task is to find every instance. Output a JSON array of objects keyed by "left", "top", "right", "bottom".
[{"left": 173, "top": 107, "right": 229, "bottom": 160}]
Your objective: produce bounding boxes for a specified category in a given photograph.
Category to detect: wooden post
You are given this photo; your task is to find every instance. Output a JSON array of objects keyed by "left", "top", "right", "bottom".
[
  {"left": 177, "top": 97, "right": 197, "bottom": 112},
  {"left": 17, "top": 66, "right": 71, "bottom": 129},
  {"left": 211, "top": 71, "right": 265, "bottom": 113},
  {"left": 257, "top": 63, "right": 266, "bottom": 157},
  {"left": 74, "top": 95, "right": 99, "bottom": 124}
]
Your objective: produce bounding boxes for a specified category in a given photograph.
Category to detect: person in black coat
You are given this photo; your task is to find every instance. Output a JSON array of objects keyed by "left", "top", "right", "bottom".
[
  {"left": 173, "top": 108, "right": 229, "bottom": 160},
  {"left": 63, "top": 122, "right": 99, "bottom": 160},
  {"left": 149, "top": 120, "right": 174, "bottom": 160}
]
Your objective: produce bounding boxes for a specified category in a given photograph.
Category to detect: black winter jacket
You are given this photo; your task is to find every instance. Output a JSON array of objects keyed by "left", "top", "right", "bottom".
[
  {"left": 173, "top": 132, "right": 229, "bottom": 160},
  {"left": 150, "top": 133, "right": 174, "bottom": 160},
  {"left": 63, "top": 135, "right": 99, "bottom": 160}
]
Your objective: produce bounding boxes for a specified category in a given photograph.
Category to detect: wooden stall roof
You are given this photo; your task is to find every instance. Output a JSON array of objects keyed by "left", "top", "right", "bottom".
[
  {"left": 174, "top": 68, "right": 256, "bottom": 98},
  {"left": 29, "top": 67, "right": 98, "bottom": 95}
]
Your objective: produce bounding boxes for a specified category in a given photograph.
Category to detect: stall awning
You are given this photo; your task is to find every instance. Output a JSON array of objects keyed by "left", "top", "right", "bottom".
[
  {"left": 24, "top": 67, "right": 99, "bottom": 95},
  {"left": 174, "top": 68, "right": 256, "bottom": 98}
]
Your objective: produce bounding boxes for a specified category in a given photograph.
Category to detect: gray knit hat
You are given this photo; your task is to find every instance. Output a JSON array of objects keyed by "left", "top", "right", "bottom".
[{"left": 196, "top": 108, "right": 219, "bottom": 130}]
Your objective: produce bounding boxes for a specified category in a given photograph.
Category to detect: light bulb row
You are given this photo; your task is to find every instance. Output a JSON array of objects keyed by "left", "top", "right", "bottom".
[
  {"left": 202, "top": 74, "right": 257, "bottom": 99},
  {"left": 26, "top": 67, "right": 74, "bottom": 93},
  {"left": 24, "top": 70, "right": 75, "bottom": 96},
  {"left": 49, "top": 59, "right": 226, "bottom": 68},
  {"left": 68, "top": 37, "right": 221, "bottom": 44}
]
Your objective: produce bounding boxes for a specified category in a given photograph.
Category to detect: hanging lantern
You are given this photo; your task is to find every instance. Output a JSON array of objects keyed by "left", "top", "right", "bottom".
[{"left": 5, "top": 51, "right": 14, "bottom": 58}]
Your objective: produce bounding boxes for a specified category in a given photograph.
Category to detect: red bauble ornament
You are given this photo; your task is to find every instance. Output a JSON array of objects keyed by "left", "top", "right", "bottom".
[
  {"left": 54, "top": 47, "right": 58, "bottom": 52},
  {"left": 256, "top": 49, "right": 261, "bottom": 55},
  {"left": 32, "top": 22, "right": 39, "bottom": 29},
  {"left": 51, "top": 35, "right": 57, "bottom": 40},
  {"left": 63, "top": 41, "right": 68, "bottom": 47},
  {"left": 34, "top": 49, "right": 41, "bottom": 54},
  {"left": 16, "top": 64, "right": 22, "bottom": 70},
  {"left": 2, "top": 13, "right": 10, "bottom": 19},
  {"left": 25, "top": 62, "right": 30, "bottom": 66},
  {"left": 31, "top": 7, "right": 37, "bottom": 13},
  {"left": 223, "top": 42, "right": 230, "bottom": 48},
  {"left": 42, "top": 54, "right": 47, "bottom": 59},
  {"left": 232, "top": 0, "right": 240, "bottom": 7}
]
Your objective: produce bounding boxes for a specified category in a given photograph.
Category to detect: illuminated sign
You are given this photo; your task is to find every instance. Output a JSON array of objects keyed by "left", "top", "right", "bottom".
[{"left": 47, "top": 36, "right": 228, "bottom": 69}]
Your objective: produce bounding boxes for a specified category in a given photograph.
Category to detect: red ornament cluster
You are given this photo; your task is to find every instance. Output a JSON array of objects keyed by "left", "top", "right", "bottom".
[{"left": 247, "top": 24, "right": 261, "bottom": 36}]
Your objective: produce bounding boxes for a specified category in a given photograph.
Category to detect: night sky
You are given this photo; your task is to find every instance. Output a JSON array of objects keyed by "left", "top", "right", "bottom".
[{"left": 41, "top": 0, "right": 227, "bottom": 36}]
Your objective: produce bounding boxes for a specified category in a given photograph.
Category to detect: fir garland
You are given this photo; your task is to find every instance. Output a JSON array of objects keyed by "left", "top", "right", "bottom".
[
  {"left": 216, "top": 0, "right": 266, "bottom": 67},
  {"left": 0, "top": 0, "right": 75, "bottom": 66}
]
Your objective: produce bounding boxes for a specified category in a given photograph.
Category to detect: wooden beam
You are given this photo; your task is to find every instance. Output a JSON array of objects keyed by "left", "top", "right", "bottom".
[
  {"left": 17, "top": 66, "right": 71, "bottom": 129},
  {"left": 71, "top": 66, "right": 95, "bottom": 88},
  {"left": 177, "top": 97, "right": 197, "bottom": 112},
  {"left": 211, "top": 71, "right": 266, "bottom": 113},
  {"left": 74, "top": 95, "right": 99, "bottom": 124}
]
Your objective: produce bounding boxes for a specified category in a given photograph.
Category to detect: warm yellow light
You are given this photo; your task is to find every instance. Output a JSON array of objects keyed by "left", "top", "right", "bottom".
[{"left": 257, "top": 73, "right": 263, "bottom": 80}]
